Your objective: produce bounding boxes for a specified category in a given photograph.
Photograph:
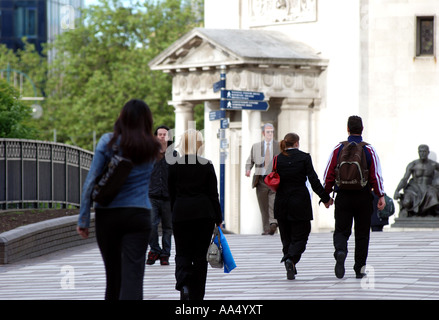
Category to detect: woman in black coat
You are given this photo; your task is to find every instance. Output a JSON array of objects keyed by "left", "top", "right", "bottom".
[
  {"left": 168, "top": 129, "right": 223, "bottom": 300},
  {"left": 273, "top": 133, "right": 333, "bottom": 280}
]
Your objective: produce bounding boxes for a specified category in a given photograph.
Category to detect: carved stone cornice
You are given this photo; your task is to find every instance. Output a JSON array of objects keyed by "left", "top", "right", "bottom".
[
  {"left": 171, "top": 67, "right": 324, "bottom": 102},
  {"left": 149, "top": 28, "right": 328, "bottom": 103}
]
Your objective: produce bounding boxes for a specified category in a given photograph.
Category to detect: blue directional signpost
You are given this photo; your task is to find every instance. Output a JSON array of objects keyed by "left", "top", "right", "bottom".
[
  {"left": 209, "top": 109, "right": 225, "bottom": 121},
  {"left": 221, "top": 89, "right": 265, "bottom": 101},
  {"left": 221, "top": 99, "right": 269, "bottom": 111},
  {"left": 210, "top": 66, "right": 269, "bottom": 225}
]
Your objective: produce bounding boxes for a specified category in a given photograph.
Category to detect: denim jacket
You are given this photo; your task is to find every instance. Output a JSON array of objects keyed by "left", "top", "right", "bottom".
[{"left": 78, "top": 133, "right": 155, "bottom": 228}]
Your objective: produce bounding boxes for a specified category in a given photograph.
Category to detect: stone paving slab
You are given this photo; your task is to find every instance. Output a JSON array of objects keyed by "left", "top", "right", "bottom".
[{"left": 0, "top": 231, "right": 438, "bottom": 301}]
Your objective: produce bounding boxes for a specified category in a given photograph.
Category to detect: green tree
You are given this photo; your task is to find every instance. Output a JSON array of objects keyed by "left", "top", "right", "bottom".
[
  {"left": 0, "top": 40, "right": 47, "bottom": 100},
  {"left": 42, "top": 0, "right": 204, "bottom": 151},
  {"left": 0, "top": 78, "right": 37, "bottom": 138},
  {"left": 0, "top": 40, "right": 47, "bottom": 140}
]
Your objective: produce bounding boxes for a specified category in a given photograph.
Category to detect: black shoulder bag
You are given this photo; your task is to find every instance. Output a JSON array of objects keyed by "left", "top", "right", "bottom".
[{"left": 91, "top": 144, "right": 133, "bottom": 206}]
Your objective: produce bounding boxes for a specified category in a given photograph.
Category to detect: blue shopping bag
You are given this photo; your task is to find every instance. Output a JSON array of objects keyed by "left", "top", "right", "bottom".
[{"left": 213, "top": 227, "right": 237, "bottom": 273}]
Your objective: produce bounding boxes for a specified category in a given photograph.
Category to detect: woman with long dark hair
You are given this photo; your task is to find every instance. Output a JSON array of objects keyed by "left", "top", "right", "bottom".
[
  {"left": 273, "top": 133, "right": 332, "bottom": 280},
  {"left": 77, "top": 99, "right": 160, "bottom": 300}
]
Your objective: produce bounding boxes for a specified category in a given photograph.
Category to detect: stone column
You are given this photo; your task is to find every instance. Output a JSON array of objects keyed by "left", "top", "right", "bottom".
[
  {"left": 204, "top": 101, "right": 220, "bottom": 164},
  {"left": 240, "top": 109, "right": 263, "bottom": 234},
  {"left": 278, "top": 97, "right": 329, "bottom": 231},
  {"left": 171, "top": 101, "right": 195, "bottom": 145},
  {"left": 277, "top": 98, "right": 315, "bottom": 154}
]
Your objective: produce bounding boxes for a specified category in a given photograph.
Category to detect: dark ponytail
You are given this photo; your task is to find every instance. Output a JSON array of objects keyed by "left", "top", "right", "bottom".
[{"left": 280, "top": 133, "right": 300, "bottom": 156}]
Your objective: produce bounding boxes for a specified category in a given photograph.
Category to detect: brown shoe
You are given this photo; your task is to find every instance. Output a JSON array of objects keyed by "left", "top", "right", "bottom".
[{"left": 268, "top": 223, "right": 278, "bottom": 235}]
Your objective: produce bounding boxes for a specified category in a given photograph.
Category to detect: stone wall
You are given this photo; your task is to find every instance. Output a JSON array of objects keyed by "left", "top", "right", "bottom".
[{"left": 0, "top": 214, "right": 95, "bottom": 264}]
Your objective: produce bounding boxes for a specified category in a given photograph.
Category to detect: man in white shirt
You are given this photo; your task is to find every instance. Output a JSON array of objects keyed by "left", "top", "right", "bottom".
[{"left": 245, "top": 123, "right": 280, "bottom": 235}]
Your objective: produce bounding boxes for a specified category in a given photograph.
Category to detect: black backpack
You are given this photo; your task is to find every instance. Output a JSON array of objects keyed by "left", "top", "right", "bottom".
[
  {"left": 335, "top": 141, "right": 369, "bottom": 190},
  {"left": 377, "top": 194, "right": 395, "bottom": 218}
]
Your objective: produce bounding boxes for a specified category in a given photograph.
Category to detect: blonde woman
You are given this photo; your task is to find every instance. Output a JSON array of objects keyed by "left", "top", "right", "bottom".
[{"left": 168, "top": 129, "right": 222, "bottom": 300}]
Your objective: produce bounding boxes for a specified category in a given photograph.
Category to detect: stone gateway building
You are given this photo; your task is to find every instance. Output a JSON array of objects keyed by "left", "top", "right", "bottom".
[{"left": 150, "top": 0, "right": 439, "bottom": 234}]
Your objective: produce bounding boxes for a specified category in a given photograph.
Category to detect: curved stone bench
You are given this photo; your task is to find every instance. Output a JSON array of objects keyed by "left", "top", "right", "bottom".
[{"left": 0, "top": 213, "right": 95, "bottom": 264}]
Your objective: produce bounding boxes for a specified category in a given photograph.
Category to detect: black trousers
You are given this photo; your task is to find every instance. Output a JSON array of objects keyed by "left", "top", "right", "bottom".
[
  {"left": 333, "top": 189, "right": 373, "bottom": 272},
  {"left": 95, "top": 207, "right": 151, "bottom": 300},
  {"left": 173, "top": 219, "right": 215, "bottom": 300},
  {"left": 277, "top": 219, "right": 311, "bottom": 265}
]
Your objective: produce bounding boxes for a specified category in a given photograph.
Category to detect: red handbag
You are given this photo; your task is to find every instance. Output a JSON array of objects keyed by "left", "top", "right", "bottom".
[{"left": 264, "top": 155, "right": 280, "bottom": 192}]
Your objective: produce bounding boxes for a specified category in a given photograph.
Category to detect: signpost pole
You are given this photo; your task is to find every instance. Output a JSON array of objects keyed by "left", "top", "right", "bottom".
[
  {"left": 211, "top": 65, "right": 269, "bottom": 229},
  {"left": 219, "top": 65, "right": 226, "bottom": 223}
]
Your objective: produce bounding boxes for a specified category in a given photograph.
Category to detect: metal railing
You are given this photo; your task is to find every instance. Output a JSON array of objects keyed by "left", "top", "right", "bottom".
[{"left": 0, "top": 139, "right": 93, "bottom": 210}]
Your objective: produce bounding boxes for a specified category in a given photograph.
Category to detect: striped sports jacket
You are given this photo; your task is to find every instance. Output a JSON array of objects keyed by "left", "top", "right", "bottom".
[{"left": 323, "top": 135, "right": 385, "bottom": 197}]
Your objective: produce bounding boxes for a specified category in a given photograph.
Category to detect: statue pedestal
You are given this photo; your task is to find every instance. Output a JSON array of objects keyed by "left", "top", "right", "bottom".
[{"left": 392, "top": 216, "right": 439, "bottom": 229}]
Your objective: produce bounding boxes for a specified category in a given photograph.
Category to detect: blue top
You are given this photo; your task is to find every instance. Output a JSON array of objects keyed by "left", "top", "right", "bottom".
[
  {"left": 78, "top": 133, "right": 155, "bottom": 228},
  {"left": 346, "top": 135, "right": 372, "bottom": 167}
]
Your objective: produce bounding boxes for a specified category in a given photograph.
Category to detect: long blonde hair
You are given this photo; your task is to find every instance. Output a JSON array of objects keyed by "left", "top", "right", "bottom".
[
  {"left": 280, "top": 133, "right": 300, "bottom": 156},
  {"left": 179, "top": 129, "right": 204, "bottom": 155}
]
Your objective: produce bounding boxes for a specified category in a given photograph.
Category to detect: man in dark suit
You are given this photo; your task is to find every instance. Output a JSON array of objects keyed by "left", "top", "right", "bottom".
[{"left": 245, "top": 123, "right": 280, "bottom": 235}]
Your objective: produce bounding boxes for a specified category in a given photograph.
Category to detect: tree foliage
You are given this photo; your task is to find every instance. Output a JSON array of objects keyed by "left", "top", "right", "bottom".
[
  {"left": 0, "top": 78, "right": 37, "bottom": 138},
  {"left": 0, "top": 40, "right": 47, "bottom": 100},
  {"left": 39, "top": 0, "right": 204, "bottom": 151},
  {"left": 0, "top": 40, "right": 47, "bottom": 139}
]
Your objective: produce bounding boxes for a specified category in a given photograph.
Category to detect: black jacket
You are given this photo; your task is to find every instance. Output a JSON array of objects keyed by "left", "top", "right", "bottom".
[
  {"left": 168, "top": 155, "right": 222, "bottom": 224},
  {"left": 149, "top": 152, "right": 170, "bottom": 199},
  {"left": 274, "top": 149, "right": 330, "bottom": 221}
]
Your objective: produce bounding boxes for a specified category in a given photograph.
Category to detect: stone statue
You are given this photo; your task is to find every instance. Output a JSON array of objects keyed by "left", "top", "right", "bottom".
[{"left": 394, "top": 144, "right": 439, "bottom": 217}]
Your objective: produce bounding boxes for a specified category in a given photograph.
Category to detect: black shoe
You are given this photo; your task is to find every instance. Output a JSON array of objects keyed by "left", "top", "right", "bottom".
[
  {"left": 356, "top": 266, "right": 367, "bottom": 279},
  {"left": 180, "top": 286, "right": 189, "bottom": 300},
  {"left": 334, "top": 251, "right": 346, "bottom": 279},
  {"left": 285, "top": 259, "right": 296, "bottom": 280},
  {"left": 268, "top": 223, "right": 278, "bottom": 235},
  {"left": 146, "top": 251, "right": 160, "bottom": 265},
  {"left": 160, "top": 256, "right": 170, "bottom": 266}
]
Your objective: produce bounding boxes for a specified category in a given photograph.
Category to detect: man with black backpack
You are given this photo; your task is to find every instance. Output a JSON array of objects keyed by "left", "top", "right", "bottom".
[{"left": 323, "top": 116, "right": 386, "bottom": 279}]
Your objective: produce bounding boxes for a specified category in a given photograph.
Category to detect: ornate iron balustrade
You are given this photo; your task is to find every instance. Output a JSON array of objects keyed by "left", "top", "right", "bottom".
[{"left": 0, "top": 139, "right": 93, "bottom": 209}]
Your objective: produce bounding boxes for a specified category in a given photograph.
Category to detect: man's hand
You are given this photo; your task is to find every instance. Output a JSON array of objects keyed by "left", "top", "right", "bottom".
[
  {"left": 77, "top": 226, "right": 89, "bottom": 239},
  {"left": 377, "top": 196, "right": 386, "bottom": 211},
  {"left": 324, "top": 198, "right": 334, "bottom": 208},
  {"left": 245, "top": 170, "right": 251, "bottom": 177}
]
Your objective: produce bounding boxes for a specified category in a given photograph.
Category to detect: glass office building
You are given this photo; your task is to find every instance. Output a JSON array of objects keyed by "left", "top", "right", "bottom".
[{"left": 0, "top": 0, "right": 83, "bottom": 56}]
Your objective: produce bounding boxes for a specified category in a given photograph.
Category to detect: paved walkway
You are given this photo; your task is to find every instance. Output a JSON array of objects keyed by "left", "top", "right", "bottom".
[{"left": 0, "top": 230, "right": 438, "bottom": 301}]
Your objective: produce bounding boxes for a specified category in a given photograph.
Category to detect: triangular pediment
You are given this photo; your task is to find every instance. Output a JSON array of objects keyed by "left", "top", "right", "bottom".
[
  {"left": 149, "top": 28, "right": 327, "bottom": 72},
  {"left": 149, "top": 29, "right": 242, "bottom": 71},
  {"left": 170, "top": 39, "right": 241, "bottom": 68}
]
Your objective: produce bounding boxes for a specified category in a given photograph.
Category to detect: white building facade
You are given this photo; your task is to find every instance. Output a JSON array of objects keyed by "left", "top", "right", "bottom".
[{"left": 150, "top": 0, "right": 439, "bottom": 234}]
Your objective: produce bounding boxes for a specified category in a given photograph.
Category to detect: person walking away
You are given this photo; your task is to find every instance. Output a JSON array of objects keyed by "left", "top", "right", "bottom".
[
  {"left": 323, "top": 115, "right": 386, "bottom": 279},
  {"left": 147, "top": 125, "right": 174, "bottom": 266},
  {"left": 274, "top": 133, "right": 333, "bottom": 280},
  {"left": 77, "top": 99, "right": 160, "bottom": 300},
  {"left": 245, "top": 123, "right": 280, "bottom": 235},
  {"left": 168, "top": 129, "right": 223, "bottom": 300}
]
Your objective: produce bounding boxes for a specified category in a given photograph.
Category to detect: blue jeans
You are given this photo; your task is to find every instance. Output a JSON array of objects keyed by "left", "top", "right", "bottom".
[{"left": 149, "top": 198, "right": 173, "bottom": 257}]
